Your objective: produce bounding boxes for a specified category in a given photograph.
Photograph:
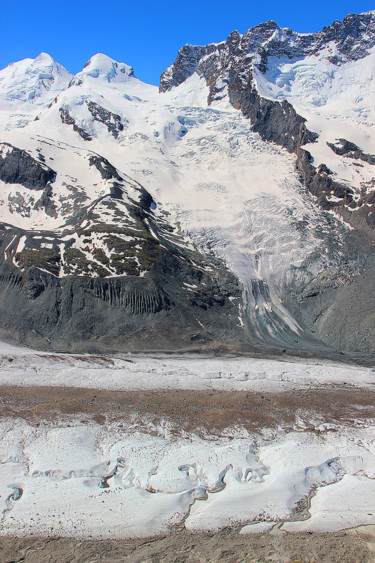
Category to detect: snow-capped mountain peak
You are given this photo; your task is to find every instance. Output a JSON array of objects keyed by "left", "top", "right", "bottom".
[
  {"left": 160, "top": 11, "right": 375, "bottom": 98},
  {"left": 69, "top": 53, "right": 135, "bottom": 87},
  {"left": 0, "top": 53, "right": 72, "bottom": 105},
  {"left": 33, "top": 52, "right": 55, "bottom": 64}
]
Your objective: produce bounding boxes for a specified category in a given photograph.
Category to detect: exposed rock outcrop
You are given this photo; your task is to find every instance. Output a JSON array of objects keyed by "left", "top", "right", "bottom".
[
  {"left": 296, "top": 147, "right": 375, "bottom": 239},
  {"left": 0, "top": 143, "right": 56, "bottom": 190},
  {"left": 86, "top": 101, "right": 125, "bottom": 138},
  {"left": 327, "top": 138, "right": 375, "bottom": 165},
  {"left": 59, "top": 107, "right": 92, "bottom": 140},
  {"left": 0, "top": 251, "right": 244, "bottom": 352},
  {"left": 160, "top": 12, "right": 375, "bottom": 95},
  {"left": 237, "top": 91, "right": 317, "bottom": 153}
]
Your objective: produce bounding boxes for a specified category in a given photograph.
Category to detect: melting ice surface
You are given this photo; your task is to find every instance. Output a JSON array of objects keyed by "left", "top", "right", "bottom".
[
  {"left": 0, "top": 419, "right": 374, "bottom": 538},
  {"left": 0, "top": 342, "right": 374, "bottom": 538}
]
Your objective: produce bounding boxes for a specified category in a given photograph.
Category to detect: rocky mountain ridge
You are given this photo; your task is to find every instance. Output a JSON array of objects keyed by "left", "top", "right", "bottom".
[
  {"left": 161, "top": 11, "right": 375, "bottom": 239},
  {"left": 161, "top": 12, "right": 375, "bottom": 94}
]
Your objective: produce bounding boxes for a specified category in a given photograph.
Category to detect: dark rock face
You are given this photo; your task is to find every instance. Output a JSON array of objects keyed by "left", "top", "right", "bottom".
[
  {"left": 296, "top": 148, "right": 354, "bottom": 207},
  {"left": 296, "top": 147, "right": 375, "bottom": 239},
  {"left": 34, "top": 184, "right": 58, "bottom": 218},
  {"left": 0, "top": 143, "right": 56, "bottom": 190},
  {"left": 320, "top": 12, "right": 375, "bottom": 61},
  {"left": 283, "top": 245, "right": 375, "bottom": 355},
  {"left": 0, "top": 249, "right": 245, "bottom": 353},
  {"left": 88, "top": 154, "right": 123, "bottom": 181},
  {"left": 159, "top": 22, "right": 278, "bottom": 94},
  {"left": 238, "top": 92, "right": 317, "bottom": 153},
  {"left": 249, "top": 12, "right": 375, "bottom": 67},
  {"left": 160, "top": 43, "right": 221, "bottom": 92},
  {"left": 327, "top": 138, "right": 375, "bottom": 165},
  {"left": 88, "top": 155, "right": 154, "bottom": 208},
  {"left": 160, "top": 12, "right": 375, "bottom": 94},
  {"left": 59, "top": 108, "right": 92, "bottom": 141},
  {"left": 86, "top": 101, "right": 125, "bottom": 138}
]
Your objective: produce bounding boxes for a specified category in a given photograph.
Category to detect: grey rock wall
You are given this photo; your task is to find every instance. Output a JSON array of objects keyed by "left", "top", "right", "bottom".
[{"left": 0, "top": 143, "right": 56, "bottom": 190}]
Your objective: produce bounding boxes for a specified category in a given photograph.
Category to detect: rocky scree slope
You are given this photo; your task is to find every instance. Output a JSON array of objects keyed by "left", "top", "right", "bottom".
[
  {"left": 0, "top": 137, "right": 243, "bottom": 352},
  {"left": 0, "top": 15, "right": 375, "bottom": 355}
]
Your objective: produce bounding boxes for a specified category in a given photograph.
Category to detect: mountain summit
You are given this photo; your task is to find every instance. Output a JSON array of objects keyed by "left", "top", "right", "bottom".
[
  {"left": 0, "top": 52, "right": 71, "bottom": 105},
  {"left": 70, "top": 53, "right": 135, "bottom": 86},
  {"left": 160, "top": 11, "right": 375, "bottom": 95},
  {"left": 0, "top": 12, "right": 374, "bottom": 356}
]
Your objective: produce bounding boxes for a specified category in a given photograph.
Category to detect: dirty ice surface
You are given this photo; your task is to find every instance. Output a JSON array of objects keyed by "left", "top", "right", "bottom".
[
  {"left": 0, "top": 340, "right": 374, "bottom": 392},
  {"left": 0, "top": 341, "right": 374, "bottom": 538},
  {"left": 0, "top": 419, "right": 374, "bottom": 538}
]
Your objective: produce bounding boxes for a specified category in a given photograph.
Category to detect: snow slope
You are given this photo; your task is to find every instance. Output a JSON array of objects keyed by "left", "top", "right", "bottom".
[{"left": 0, "top": 53, "right": 72, "bottom": 130}]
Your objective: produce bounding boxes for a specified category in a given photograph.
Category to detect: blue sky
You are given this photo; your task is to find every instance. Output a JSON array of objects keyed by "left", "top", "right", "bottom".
[{"left": 1, "top": 1, "right": 374, "bottom": 84}]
